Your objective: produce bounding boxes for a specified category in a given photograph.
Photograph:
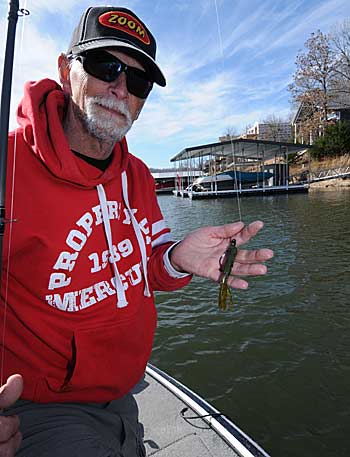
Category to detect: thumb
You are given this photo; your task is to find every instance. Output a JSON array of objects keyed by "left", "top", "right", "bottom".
[{"left": 0, "top": 374, "right": 23, "bottom": 409}]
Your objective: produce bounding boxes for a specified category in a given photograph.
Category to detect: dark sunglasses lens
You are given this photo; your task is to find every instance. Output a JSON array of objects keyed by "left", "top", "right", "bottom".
[
  {"left": 83, "top": 53, "right": 123, "bottom": 83},
  {"left": 81, "top": 51, "right": 153, "bottom": 98},
  {"left": 127, "top": 68, "right": 153, "bottom": 99}
]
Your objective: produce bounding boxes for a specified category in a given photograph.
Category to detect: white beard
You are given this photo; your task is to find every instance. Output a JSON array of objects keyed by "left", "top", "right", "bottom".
[{"left": 75, "top": 96, "right": 133, "bottom": 143}]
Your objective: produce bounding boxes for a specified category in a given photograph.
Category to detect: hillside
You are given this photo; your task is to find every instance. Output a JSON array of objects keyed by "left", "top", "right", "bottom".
[{"left": 289, "top": 153, "right": 350, "bottom": 189}]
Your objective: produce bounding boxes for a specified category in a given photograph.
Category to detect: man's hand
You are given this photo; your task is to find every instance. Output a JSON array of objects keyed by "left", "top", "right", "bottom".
[
  {"left": 0, "top": 374, "right": 23, "bottom": 456},
  {"left": 170, "top": 220, "right": 274, "bottom": 289}
]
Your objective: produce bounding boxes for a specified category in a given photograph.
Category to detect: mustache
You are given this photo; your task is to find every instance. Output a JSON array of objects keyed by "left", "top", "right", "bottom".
[{"left": 86, "top": 96, "right": 132, "bottom": 122}]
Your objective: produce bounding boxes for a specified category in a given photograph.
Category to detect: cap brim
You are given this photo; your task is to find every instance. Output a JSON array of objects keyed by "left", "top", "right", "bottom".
[{"left": 70, "top": 39, "right": 166, "bottom": 87}]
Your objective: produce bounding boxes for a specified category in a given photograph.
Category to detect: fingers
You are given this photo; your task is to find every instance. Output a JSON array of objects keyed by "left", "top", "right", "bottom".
[
  {"left": 0, "top": 414, "right": 20, "bottom": 441},
  {"left": 215, "top": 258, "right": 269, "bottom": 290},
  {"left": 216, "top": 246, "right": 272, "bottom": 289},
  {"left": 211, "top": 221, "right": 245, "bottom": 240},
  {"left": 0, "top": 430, "right": 22, "bottom": 455},
  {"left": 226, "top": 277, "right": 248, "bottom": 290},
  {"left": 0, "top": 375, "right": 23, "bottom": 456},
  {"left": 213, "top": 220, "right": 266, "bottom": 246},
  {"left": 232, "top": 262, "right": 268, "bottom": 276},
  {"left": 0, "top": 375, "right": 23, "bottom": 409},
  {"left": 224, "top": 263, "right": 267, "bottom": 289},
  {"left": 236, "top": 248, "right": 274, "bottom": 263},
  {"left": 235, "top": 220, "right": 264, "bottom": 245},
  {"left": 0, "top": 416, "right": 22, "bottom": 457}
]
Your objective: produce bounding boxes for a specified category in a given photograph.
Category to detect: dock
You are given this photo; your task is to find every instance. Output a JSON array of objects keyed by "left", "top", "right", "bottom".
[
  {"left": 170, "top": 138, "right": 312, "bottom": 199},
  {"left": 174, "top": 183, "right": 308, "bottom": 199}
]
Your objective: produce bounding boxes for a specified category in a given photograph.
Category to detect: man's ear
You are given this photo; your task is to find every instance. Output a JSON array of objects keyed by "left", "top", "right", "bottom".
[
  {"left": 134, "top": 101, "right": 146, "bottom": 120},
  {"left": 58, "top": 53, "right": 72, "bottom": 94}
]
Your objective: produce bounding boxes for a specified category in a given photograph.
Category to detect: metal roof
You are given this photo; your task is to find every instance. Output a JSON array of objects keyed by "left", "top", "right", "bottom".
[
  {"left": 170, "top": 138, "right": 311, "bottom": 163},
  {"left": 151, "top": 170, "right": 202, "bottom": 179},
  {"left": 293, "top": 95, "right": 350, "bottom": 124}
]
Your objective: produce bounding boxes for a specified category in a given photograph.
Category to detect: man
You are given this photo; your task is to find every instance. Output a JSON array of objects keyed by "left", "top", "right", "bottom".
[{"left": 0, "top": 6, "right": 273, "bottom": 456}]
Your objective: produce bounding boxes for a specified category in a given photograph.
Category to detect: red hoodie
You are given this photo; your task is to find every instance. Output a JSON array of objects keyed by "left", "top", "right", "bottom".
[{"left": 0, "top": 79, "right": 191, "bottom": 403}]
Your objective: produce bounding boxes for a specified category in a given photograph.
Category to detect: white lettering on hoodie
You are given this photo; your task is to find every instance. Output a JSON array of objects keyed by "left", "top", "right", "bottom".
[
  {"left": 45, "top": 263, "right": 142, "bottom": 312},
  {"left": 47, "top": 200, "right": 147, "bottom": 311}
]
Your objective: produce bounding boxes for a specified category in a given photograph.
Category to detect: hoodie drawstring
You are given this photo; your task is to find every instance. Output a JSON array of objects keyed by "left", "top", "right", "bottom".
[
  {"left": 121, "top": 171, "right": 151, "bottom": 298},
  {"left": 96, "top": 171, "right": 151, "bottom": 309},
  {"left": 97, "top": 184, "right": 128, "bottom": 308}
]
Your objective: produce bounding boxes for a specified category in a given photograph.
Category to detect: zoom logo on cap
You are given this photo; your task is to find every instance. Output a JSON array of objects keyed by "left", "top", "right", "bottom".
[{"left": 99, "top": 11, "right": 151, "bottom": 45}]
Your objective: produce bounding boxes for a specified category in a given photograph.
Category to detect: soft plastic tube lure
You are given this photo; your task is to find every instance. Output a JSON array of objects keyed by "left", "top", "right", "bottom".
[{"left": 218, "top": 239, "right": 237, "bottom": 310}]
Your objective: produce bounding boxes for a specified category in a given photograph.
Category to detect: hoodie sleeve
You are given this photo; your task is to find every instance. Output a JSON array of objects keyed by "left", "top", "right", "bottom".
[
  {"left": 126, "top": 153, "right": 192, "bottom": 291},
  {"left": 148, "top": 240, "right": 192, "bottom": 291},
  {"left": 146, "top": 176, "right": 192, "bottom": 291}
]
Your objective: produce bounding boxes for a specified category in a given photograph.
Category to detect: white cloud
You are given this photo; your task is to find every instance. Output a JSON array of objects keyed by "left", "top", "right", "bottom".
[
  {"left": 130, "top": 70, "right": 236, "bottom": 144},
  {"left": 252, "top": 0, "right": 350, "bottom": 56},
  {"left": 1, "top": 0, "right": 349, "bottom": 168},
  {"left": 0, "top": 17, "right": 60, "bottom": 130},
  {"left": 24, "top": 0, "right": 75, "bottom": 14}
]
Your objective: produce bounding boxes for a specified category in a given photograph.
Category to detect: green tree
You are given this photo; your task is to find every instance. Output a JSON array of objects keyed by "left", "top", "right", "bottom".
[{"left": 312, "top": 121, "right": 350, "bottom": 159}]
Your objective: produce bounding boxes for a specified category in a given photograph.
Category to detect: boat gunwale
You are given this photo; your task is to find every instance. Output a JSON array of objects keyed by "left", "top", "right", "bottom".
[{"left": 146, "top": 364, "right": 270, "bottom": 457}]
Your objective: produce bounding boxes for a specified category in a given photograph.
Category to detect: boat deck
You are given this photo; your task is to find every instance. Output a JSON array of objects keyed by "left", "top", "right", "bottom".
[{"left": 134, "top": 365, "right": 269, "bottom": 457}]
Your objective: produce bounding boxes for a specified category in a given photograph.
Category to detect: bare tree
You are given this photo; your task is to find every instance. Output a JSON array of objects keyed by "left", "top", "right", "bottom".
[
  {"left": 331, "top": 20, "right": 350, "bottom": 98},
  {"left": 261, "top": 114, "right": 290, "bottom": 142},
  {"left": 289, "top": 30, "right": 337, "bottom": 136},
  {"left": 222, "top": 126, "right": 238, "bottom": 138}
]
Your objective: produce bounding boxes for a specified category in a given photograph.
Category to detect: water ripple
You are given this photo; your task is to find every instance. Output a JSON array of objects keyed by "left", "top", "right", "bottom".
[{"left": 151, "top": 191, "right": 350, "bottom": 457}]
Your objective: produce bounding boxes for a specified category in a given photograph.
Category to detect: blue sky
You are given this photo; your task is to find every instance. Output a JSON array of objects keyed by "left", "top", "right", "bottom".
[{"left": 1, "top": 0, "right": 349, "bottom": 168}]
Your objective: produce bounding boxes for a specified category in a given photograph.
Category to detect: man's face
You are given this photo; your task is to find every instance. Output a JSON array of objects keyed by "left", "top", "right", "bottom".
[{"left": 67, "top": 49, "right": 147, "bottom": 143}]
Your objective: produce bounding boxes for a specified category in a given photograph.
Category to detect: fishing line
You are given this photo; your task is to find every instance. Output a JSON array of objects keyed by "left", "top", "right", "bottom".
[
  {"left": 213, "top": 0, "right": 224, "bottom": 61},
  {"left": 213, "top": 0, "right": 242, "bottom": 222},
  {"left": 229, "top": 141, "right": 242, "bottom": 221},
  {"left": 1, "top": 0, "right": 29, "bottom": 387}
]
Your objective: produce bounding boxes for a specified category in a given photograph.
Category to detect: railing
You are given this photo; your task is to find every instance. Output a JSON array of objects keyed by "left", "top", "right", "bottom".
[{"left": 309, "top": 166, "right": 350, "bottom": 182}]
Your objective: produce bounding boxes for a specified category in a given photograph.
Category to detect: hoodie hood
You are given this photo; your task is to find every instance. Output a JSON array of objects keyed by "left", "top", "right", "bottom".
[{"left": 16, "top": 78, "right": 130, "bottom": 188}]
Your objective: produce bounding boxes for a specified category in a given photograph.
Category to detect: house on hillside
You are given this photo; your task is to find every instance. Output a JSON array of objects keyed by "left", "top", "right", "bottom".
[
  {"left": 292, "top": 94, "right": 350, "bottom": 144},
  {"left": 244, "top": 122, "right": 292, "bottom": 143}
]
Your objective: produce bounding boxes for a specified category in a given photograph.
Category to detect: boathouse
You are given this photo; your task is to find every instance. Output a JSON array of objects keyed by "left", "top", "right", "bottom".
[{"left": 170, "top": 138, "right": 312, "bottom": 199}]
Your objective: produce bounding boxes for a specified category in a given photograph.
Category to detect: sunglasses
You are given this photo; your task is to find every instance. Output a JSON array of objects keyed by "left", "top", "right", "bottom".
[{"left": 72, "top": 50, "right": 153, "bottom": 99}]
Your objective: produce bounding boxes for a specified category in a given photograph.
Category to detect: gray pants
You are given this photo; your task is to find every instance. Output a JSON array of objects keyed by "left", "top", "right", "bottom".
[{"left": 6, "top": 393, "right": 146, "bottom": 457}]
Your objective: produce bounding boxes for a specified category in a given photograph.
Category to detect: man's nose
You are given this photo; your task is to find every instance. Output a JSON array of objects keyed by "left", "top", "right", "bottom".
[{"left": 109, "top": 71, "right": 128, "bottom": 100}]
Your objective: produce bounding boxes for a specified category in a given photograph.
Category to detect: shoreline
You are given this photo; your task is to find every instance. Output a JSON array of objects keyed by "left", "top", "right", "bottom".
[
  {"left": 291, "top": 153, "right": 350, "bottom": 190},
  {"left": 309, "top": 176, "right": 350, "bottom": 190}
]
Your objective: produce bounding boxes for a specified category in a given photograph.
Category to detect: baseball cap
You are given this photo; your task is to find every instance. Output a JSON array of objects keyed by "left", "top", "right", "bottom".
[{"left": 67, "top": 6, "right": 166, "bottom": 86}]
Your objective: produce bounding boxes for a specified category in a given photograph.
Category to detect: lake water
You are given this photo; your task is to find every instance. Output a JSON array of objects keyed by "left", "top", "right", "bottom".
[{"left": 150, "top": 189, "right": 350, "bottom": 457}]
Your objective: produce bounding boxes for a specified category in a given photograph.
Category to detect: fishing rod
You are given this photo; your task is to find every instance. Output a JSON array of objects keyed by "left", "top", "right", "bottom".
[{"left": 0, "top": 1, "right": 29, "bottom": 277}]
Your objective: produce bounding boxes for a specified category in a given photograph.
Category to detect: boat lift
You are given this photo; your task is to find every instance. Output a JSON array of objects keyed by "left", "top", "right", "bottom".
[{"left": 170, "top": 138, "right": 312, "bottom": 199}]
